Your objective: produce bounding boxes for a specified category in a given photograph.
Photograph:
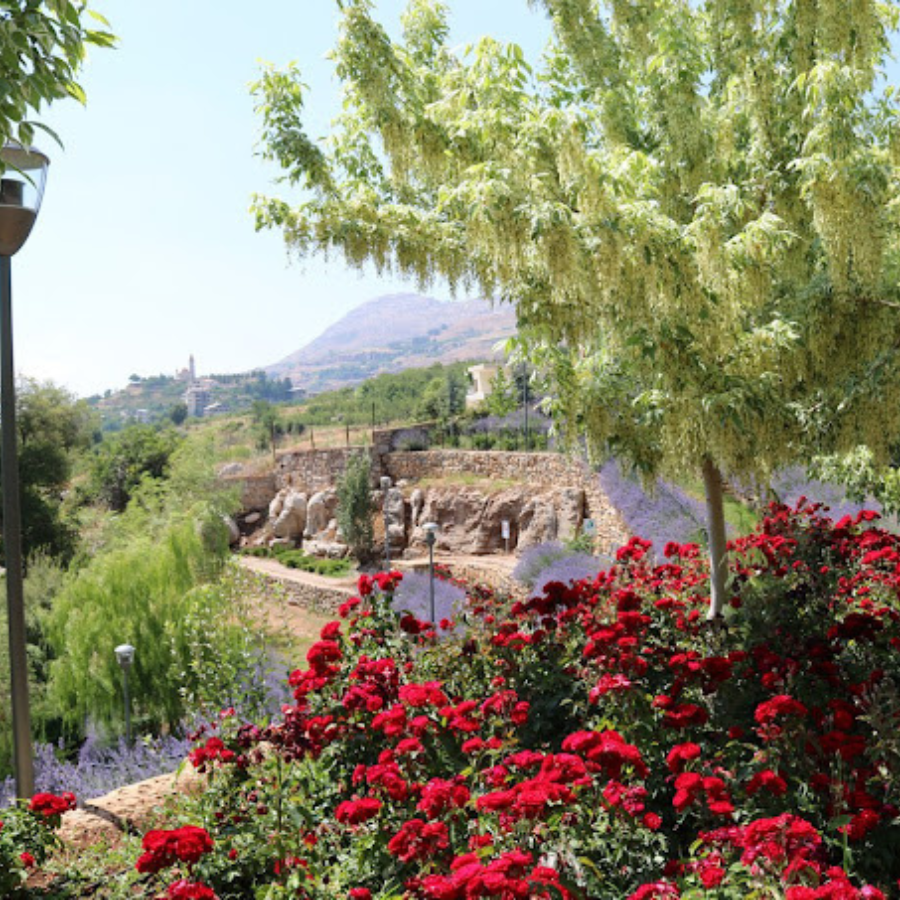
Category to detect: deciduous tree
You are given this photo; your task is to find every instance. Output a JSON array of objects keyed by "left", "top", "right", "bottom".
[
  {"left": 252, "top": 0, "right": 900, "bottom": 617},
  {"left": 1, "top": 379, "right": 94, "bottom": 563},
  {"left": 0, "top": 1, "right": 114, "bottom": 150}
]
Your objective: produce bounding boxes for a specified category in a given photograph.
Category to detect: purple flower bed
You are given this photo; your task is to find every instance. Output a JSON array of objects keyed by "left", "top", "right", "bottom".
[
  {"left": 769, "top": 466, "right": 883, "bottom": 521},
  {"left": 0, "top": 729, "right": 191, "bottom": 808},
  {"left": 466, "top": 409, "right": 553, "bottom": 436},
  {"left": 599, "top": 459, "right": 707, "bottom": 556},
  {"left": 392, "top": 571, "right": 468, "bottom": 626},
  {"left": 511, "top": 541, "right": 567, "bottom": 587},
  {"left": 531, "top": 551, "right": 605, "bottom": 595}
]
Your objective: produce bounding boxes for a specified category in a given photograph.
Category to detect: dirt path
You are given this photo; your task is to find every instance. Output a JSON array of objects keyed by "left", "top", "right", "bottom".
[{"left": 238, "top": 555, "right": 358, "bottom": 594}]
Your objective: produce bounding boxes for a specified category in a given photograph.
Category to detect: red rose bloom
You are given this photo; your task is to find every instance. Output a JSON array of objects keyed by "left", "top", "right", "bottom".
[
  {"left": 335, "top": 797, "right": 382, "bottom": 825},
  {"left": 166, "top": 880, "right": 217, "bottom": 899}
]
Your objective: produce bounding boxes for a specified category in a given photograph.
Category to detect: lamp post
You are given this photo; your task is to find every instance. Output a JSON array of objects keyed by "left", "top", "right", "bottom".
[
  {"left": 1, "top": 143, "right": 49, "bottom": 800},
  {"left": 380, "top": 476, "right": 392, "bottom": 570},
  {"left": 115, "top": 643, "right": 136, "bottom": 745},
  {"left": 423, "top": 522, "right": 438, "bottom": 623}
]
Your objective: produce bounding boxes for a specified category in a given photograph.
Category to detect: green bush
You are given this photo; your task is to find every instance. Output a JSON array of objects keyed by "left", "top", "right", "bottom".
[
  {"left": 241, "top": 544, "right": 352, "bottom": 577},
  {"left": 336, "top": 453, "right": 375, "bottom": 564}
]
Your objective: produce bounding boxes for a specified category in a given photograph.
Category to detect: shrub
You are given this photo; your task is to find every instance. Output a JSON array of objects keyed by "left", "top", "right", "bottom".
[
  {"left": 530, "top": 550, "right": 605, "bottom": 595},
  {"left": 599, "top": 458, "right": 706, "bottom": 553},
  {"left": 511, "top": 541, "right": 567, "bottom": 587},
  {"left": 276, "top": 549, "right": 351, "bottom": 577},
  {"left": 123, "top": 503, "right": 900, "bottom": 899},
  {"left": 0, "top": 790, "right": 74, "bottom": 896},
  {"left": 336, "top": 452, "right": 376, "bottom": 564},
  {"left": 0, "top": 732, "right": 191, "bottom": 810},
  {"left": 391, "top": 571, "right": 468, "bottom": 627}
]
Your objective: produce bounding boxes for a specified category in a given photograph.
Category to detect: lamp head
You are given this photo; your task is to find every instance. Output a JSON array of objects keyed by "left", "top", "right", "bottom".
[
  {"left": 423, "top": 521, "right": 438, "bottom": 547},
  {"left": 0, "top": 144, "right": 49, "bottom": 256},
  {"left": 115, "top": 643, "right": 136, "bottom": 669},
  {"left": 380, "top": 476, "right": 392, "bottom": 491}
]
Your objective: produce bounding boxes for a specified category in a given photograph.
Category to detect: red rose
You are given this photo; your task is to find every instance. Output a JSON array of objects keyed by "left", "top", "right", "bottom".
[
  {"left": 166, "top": 881, "right": 217, "bottom": 899},
  {"left": 335, "top": 797, "right": 382, "bottom": 825}
]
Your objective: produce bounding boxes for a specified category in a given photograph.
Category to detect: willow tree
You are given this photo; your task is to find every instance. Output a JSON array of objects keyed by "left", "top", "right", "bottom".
[{"left": 252, "top": 0, "right": 900, "bottom": 618}]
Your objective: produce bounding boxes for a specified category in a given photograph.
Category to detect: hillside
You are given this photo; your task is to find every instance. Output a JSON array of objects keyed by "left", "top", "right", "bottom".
[
  {"left": 90, "top": 293, "right": 516, "bottom": 427},
  {"left": 265, "top": 293, "right": 516, "bottom": 393}
]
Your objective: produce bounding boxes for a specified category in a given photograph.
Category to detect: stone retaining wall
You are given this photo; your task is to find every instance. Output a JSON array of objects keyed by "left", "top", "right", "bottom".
[
  {"left": 229, "top": 474, "right": 277, "bottom": 512},
  {"left": 236, "top": 447, "right": 629, "bottom": 556},
  {"left": 246, "top": 568, "right": 354, "bottom": 615},
  {"left": 385, "top": 450, "right": 628, "bottom": 555},
  {"left": 274, "top": 447, "right": 379, "bottom": 494}
]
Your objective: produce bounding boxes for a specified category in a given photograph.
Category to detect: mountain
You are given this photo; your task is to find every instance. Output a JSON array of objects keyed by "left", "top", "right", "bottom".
[{"left": 265, "top": 293, "right": 517, "bottom": 394}]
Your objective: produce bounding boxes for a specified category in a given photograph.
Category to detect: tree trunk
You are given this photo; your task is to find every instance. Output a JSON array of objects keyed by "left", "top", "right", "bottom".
[{"left": 702, "top": 457, "right": 728, "bottom": 621}]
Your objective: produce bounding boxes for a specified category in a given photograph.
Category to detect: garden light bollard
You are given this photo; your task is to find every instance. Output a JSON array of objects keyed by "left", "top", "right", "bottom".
[
  {"left": 0, "top": 142, "right": 49, "bottom": 800},
  {"left": 115, "top": 643, "right": 136, "bottom": 744},
  {"left": 381, "top": 476, "right": 392, "bottom": 570},
  {"left": 424, "top": 522, "right": 439, "bottom": 623}
]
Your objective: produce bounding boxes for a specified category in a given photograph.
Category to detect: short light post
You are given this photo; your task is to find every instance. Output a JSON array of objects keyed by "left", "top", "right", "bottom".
[
  {"left": 1, "top": 142, "right": 49, "bottom": 800},
  {"left": 115, "top": 643, "right": 136, "bottom": 745},
  {"left": 380, "top": 476, "right": 392, "bottom": 570},
  {"left": 423, "top": 522, "right": 439, "bottom": 623},
  {"left": 501, "top": 519, "right": 510, "bottom": 555}
]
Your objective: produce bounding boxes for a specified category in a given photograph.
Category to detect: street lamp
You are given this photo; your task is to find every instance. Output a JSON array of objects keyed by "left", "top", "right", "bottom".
[
  {"left": 423, "top": 522, "right": 439, "bottom": 623},
  {"left": 380, "top": 476, "right": 392, "bottom": 570},
  {"left": 1, "top": 142, "right": 49, "bottom": 800},
  {"left": 115, "top": 643, "right": 136, "bottom": 745}
]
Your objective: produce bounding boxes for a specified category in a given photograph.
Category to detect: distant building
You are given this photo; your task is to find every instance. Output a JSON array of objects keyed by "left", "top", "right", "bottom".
[
  {"left": 176, "top": 354, "right": 197, "bottom": 383},
  {"left": 185, "top": 384, "right": 211, "bottom": 417},
  {"left": 289, "top": 385, "right": 308, "bottom": 400},
  {"left": 466, "top": 363, "right": 501, "bottom": 409},
  {"left": 203, "top": 401, "right": 227, "bottom": 416}
]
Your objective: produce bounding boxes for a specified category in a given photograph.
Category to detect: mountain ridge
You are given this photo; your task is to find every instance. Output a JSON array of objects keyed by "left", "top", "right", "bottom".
[{"left": 265, "top": 292, "right": 516, "bottom": 393}]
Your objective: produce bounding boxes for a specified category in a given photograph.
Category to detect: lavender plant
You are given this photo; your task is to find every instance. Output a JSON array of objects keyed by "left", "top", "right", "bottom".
[
  {"left": 769, "top": 466, "right": 883, "bottom": 521},
  {"left": 531, "top": 552, "right": 605, "bottom": 595},
  {"left": 0, "top": 730, "right": 191, "bottom": 809},
  {"left": 392, "top": 571, "right": 467, "bottom": 626},
  {"left": 599, "top": 459, "right": 706, "bottom": 556},
  {"left": 512, "top": 541, "right": 568, "bottom": 588}
]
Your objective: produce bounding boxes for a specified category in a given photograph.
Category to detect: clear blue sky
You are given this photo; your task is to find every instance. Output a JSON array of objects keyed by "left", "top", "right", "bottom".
[{"left": 10, "top": 1, "right": 550, "bottom": 398}]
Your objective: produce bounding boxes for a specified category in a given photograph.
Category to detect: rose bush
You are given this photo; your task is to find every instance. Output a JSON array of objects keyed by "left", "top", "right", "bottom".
[
  {"left": 138, "top": 502, "right": 900, "bottom": 898},
  {"left": 0, "top": 790, "right": 75, "bottom": 896}
]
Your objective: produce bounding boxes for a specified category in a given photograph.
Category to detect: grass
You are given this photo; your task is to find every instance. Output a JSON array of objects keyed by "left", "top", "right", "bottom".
[
  {"left": 412, "top": 472, "right": 520, "bottom": 492},
  {"left": 677, "top": 474, "right": 760, "bottom": 534}
]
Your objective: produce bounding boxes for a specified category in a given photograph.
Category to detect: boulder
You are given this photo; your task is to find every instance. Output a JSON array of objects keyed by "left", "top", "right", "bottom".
[
  {"left": 272, "top": 490, "right": 307, "bottom": 540},
  {"left": 222, "top": 515, "right": 240, "bottom": 546},
  {"left": 244, "top": 511, "right": 261, "bottom": 526},
  {"left": 305, "top": 491, "right": 330, "bottom": 538},
  {"left": 268, "top": 494, "right": 284, "bottom": 520},
  {"left": 518, "top": 498, "right": 559, "bottom": 548},
  {"left": 471, "top": 490, "right": 527, "bottom": 554},
  {"left": 384, "top": 487, "right": 407, "bottom": 551},
  {"left": 410, "top": 488, "right": 425, "bottom": 528},
  {"left": 304, "top": 539, "right": 349, "bottom": 559}
]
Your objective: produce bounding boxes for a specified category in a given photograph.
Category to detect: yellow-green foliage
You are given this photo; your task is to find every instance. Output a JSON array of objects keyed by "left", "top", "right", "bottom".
[{"left": 252, "top": 0, "right": 900, "bottom": 486}]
